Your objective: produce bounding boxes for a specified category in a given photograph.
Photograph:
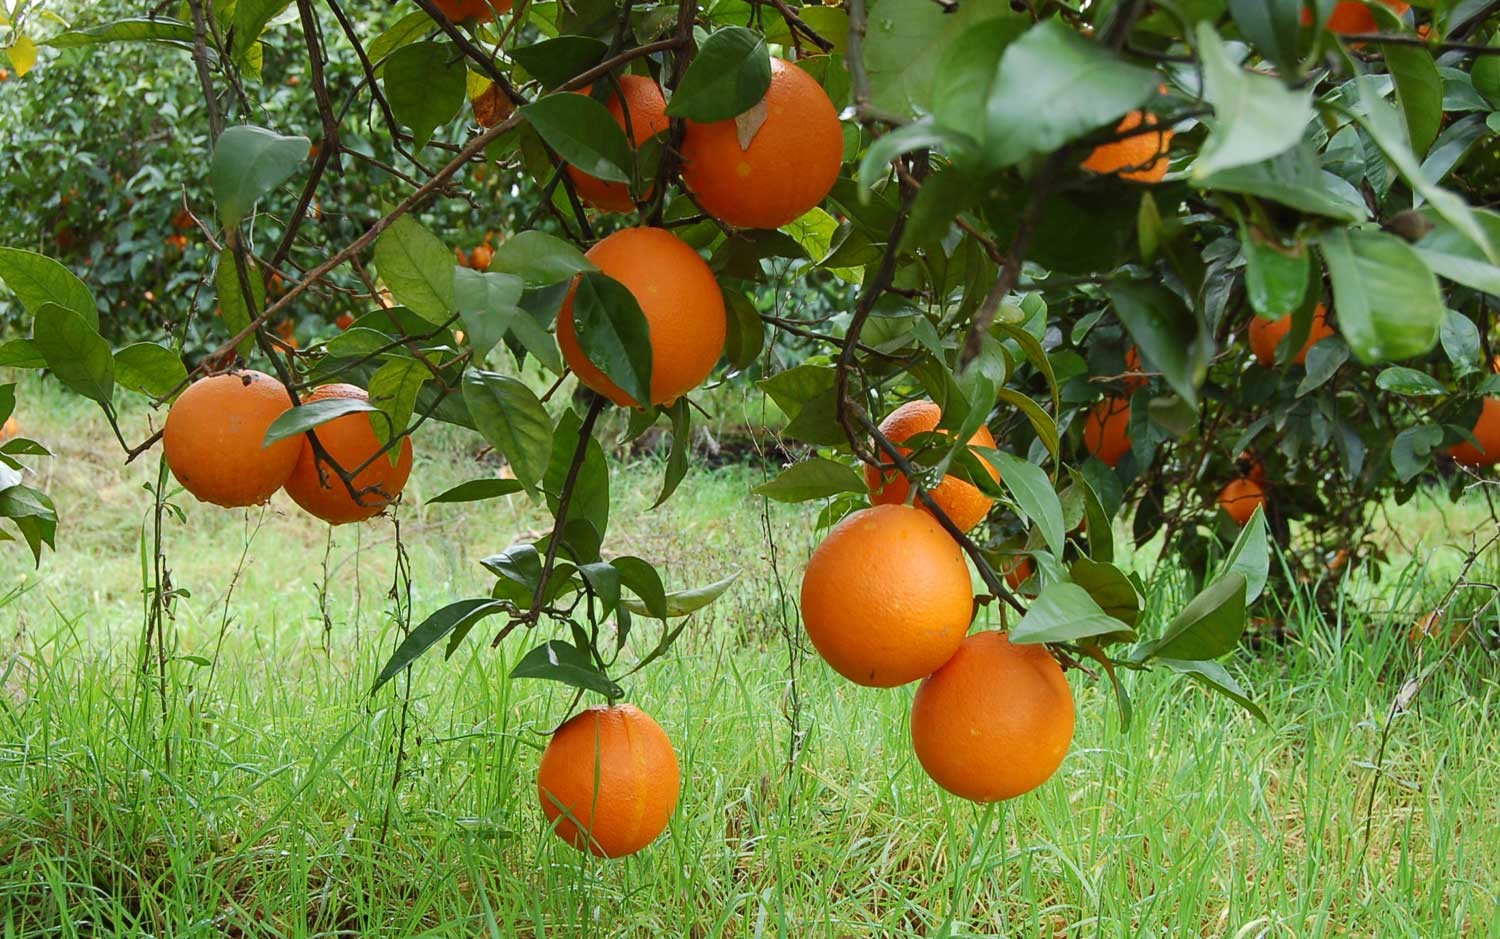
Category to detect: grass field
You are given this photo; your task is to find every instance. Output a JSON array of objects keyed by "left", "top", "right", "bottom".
[{"left": 3, "top": 378, "right": 1500, "bottom": 937}]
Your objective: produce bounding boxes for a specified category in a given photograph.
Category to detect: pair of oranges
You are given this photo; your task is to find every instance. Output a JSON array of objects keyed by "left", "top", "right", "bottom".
[
  {"left": 162, "top": 371, "right": 413, "bottom": 524},
  {"left": 799, "top": 401, "right": 1075, "bottom": 804}
]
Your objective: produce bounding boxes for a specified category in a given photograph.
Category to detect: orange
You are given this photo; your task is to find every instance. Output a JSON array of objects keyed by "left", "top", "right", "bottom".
[
  {"left": 1082, "top": 111, "right": 1173, "bottom": 183},
  {"left": 430, "top": 0, "right": 510, "bottom": 22},
  {"left": 680, "top": 57, "right": 843, "bottom": 230},
  {"left": 1449, "top": 397, "right": 1500, "bottom": 467},
  {"left": 1237, "top": 450, "right": 1267, "bottom": 484},
  {"left": 1083, "top": 397, "right": 1132, "bottom": 468},
  {"left": 163, "top": 371, "right": 302, "bottom": 508},
  {"left": 864, "top": 399, "right": 999, "bottom": 532},
  {"left": 1123, "top": 346, "right": 1148, "bottom": 391},
  {"left": 1303, "top": 0, "right": 1409, "bottom": 33},
  {"left": 1003, "top": 556, "right": 1033, "bottom": 592},
  {"left": 0, "top": 415, "right": 19, "bottom": 442},
  {"left": 567, "top": 77, "right": 669, "bottom": 213},
  {"left": 335, "top": 312, "right": 354, "bottom": 330},
  {"left": 1249, "top": 304, "right": 1336, "bottom": 367},
  {"left": 1216, "top": 477, "right": 1265, "bottom": 526},
  {"left": 800, "top": 504, "right": 973, "bottom": 687},
  {"left": 282, "top": 384, "right": 414, "bottom": 524},
  {"left": 537, "top": 703, "right": 680, "bottom": 857},
  {"left": 910, "top": 631, "right": 1074, "bottom": 802},
  {"left": 557, "top": 227, "right": 726, "bottom": 407}
]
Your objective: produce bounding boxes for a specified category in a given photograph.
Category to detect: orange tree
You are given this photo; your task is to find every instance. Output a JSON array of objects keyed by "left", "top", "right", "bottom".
[{"left": 4, "top": 0, "right": 1500, "bottom": 850}]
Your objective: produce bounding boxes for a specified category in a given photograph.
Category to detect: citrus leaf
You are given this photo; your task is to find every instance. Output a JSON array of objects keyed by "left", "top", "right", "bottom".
[
  {"left": 382, "top": 41, "right": 467, "bottom": 149},
  {"left": 622, "top": 571, "right": 738, "bottom": 617},
  {"left": 263, "top": 396, "right": 378, "bottom": 445},
  {"left": 0, "top": 247, "right": 98, "bottom": 327},
  {"left": 1130, "top": 572, "right": 1247, "bottom": 662},
  {"left": 1192, "top": 24, "right": 1312, "bottom": 178},
  {"left": 490, "top": 230, "right": 593, "bottom": 286},
  {"left": 570, "top": 271, "right": 652, "bottom": 407},
  {"left": 1319, "top": 228, "right": 1444, "bottom": 364},
  {"left": 428, "top": 478, "right": 525, "bottom": 504},
  {"left": 114, "top": 343, "right": 186, "bottom": 398},
  {"left": 1011, "top": 581, "right": 1136, "bottom": 644},
  {"left": 752, "top": 457, "right": 865, "bottom": 503},
  {"left": 522, "top": 93, "right": 633, "bottom": 183},
  {"left": 32, "top": 303, "right": 112, "bottom": 405},
  {"left": 665, "top": 27, "right": 771, "bottom": 122},
  {"left": 374, "top": 216, "right": 455, "bottom": 324},
  {"left": 461, "top": 371, "right": 553, "bottom": 492},
  {"left": 211, "top": 125, "right": 310, "bottom": 228},
  {"left": 371, "top": 598, "right": 510, "bottom": 693}
]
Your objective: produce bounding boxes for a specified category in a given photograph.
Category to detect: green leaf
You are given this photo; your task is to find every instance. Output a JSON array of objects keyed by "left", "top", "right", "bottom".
[
  {"left": 1227, "top": 0, "right": 1302, "bottom": 78},
  {"left": 32, "top": 303, "right": 112, "bottom": 405},
  {"left": 929, "top": 17, "right": 1029, "bottom": 149},
  {"left": 1131, "top": 572, "right": 1247, "bottom": 662},
  {"left": 1011, "top": 581, "right": 1135, "bottom": 645},
  {"left": 1159, "top": 658, "right": 1267, "bottom": 722},
  {"left": 1414, "top": 207, "right": 1500, "bottom": 295},
  {"left": 1385, "top": 43, "right": 1444, "bottom": 158},
  {"left": 211, "top": 125, "right": 310, "bottom": 228},
  {"left": 453, "top": 267, "right": 525, "bottom": 360},
  {"left": 612, "top": 556, "right": 667, "bottom": 619},
  {"left": 982, "top": 448, "right": 1065, "bottom": 557},
  {"left": 861, "top": 0, "right": 1019, "bottom": 116},
  {"left": 214, "top": 248, "right": 263, "bottom": 356},
  {"left": 490, "top": 230, "right": 593, "bottom": 286},
  {"left": 0, "top": 484, "right": 57, "bottom": 565},
  {"left": 752, "top": 457, "right": 865, "bottom": 503},
  {"left": 366, "top": 11, "right": 432, "bottom": 65},
  {"left": 1069, "top": 558, "right": 1143, "bottom": 627},
  {"left": 462, "top": 371, "right": 553, "bottom": 492},
  {"left": 382, "top": 41, "right": 467, "bottom": 149},
  {"left": 1295, "top": 336, "right": 1348, "bottom": 396},
  {"left": 653, "top": 398, "right": 691, "bottom": 508},
  {"left": 570, "top": 271, "right": 653, "bottom": 407},
  {"left": 510, "top": 640, "right": 622, "bottom": 698},
  {"left": 114, "top": 343, "right": 186, "bottom": 398},
  {"left": 622, "top": 572, "right": 738, "bottom": 617},
  {"left": 428, "top": 478, "right": 525, "bottom": 504},
  {"left": 665, "top": 26, "right": 771, "bottom": 122},
  {"left": 1196, "top": 145, "right": 1367, "bottom": 221},
  {"left": 367, "top": 358, "right": 428, "bottom": 453},
  {"left": 1192, "top": 24, "right": 1312, "bottom": 179},
  {"left": 372, "top": 598, "right": 510, "bottom": 692},
  {"left": 856, "top": 118, "right": 973, "bottom": 193},
  {"left": 996, "top": 389, "right": 1060, "bottom": 463},
  {"left": 1219, "top": 508, "right": 1268, "bottom": 604},
  {"left": 522, "top": 94, "right": 633, "bottom": 184},
  {"left": 1391, "top": 424, "right": 1442, "bottom": 482},
  {"left": 984, "top": 20, "right": 1158, "bottom": 168},
  {"left": 509, "top": 35, "right": 608, "bottom": 89},
  {"left": 263, "top": 396, "right": 378, "bottom": 446},
  {"left": 721, "top": 289, "right": 765, "bottom": 372},
  {"left": 45, "top": 17, "right": 195, "bottom": 47},
  {"left": 0, "top": 247, "right": 98, "bottom": 327},
  {"left": 233, "top": 0, "right": 290, "bottom": 66},
  {"left": 1375, "top": 366, "right": 1447, "bottom": 397},
  {"left": 544, "top": 406, "right": 610, "bottom": 543},
  {"left": 1440, "top": 310, "right": 1482, "bottom": 374},
  {"left": 0, "top": 339, "right": 44, "bottom": 369},
  {"left": 757, "top": 364, "right": 843, "bottom": 446},
  {"left": 1242, "top": 228, "right": 1309, "bottom": 318},
  {"left": 1104, "top": 282, "right": 1208, "bottom": 409},
  {"left": 1318, "top": 228, "right": 1444, "bottom": 364},
  {"left": 374, "top": 216, "right": 455, "bottom": 324}
]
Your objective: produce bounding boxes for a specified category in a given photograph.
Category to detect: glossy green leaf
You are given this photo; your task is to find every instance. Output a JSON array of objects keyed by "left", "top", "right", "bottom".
[
  {"left": 211, "top": 125, "right": 309, "bottom": 228},
  {"left": 666, "top": 26, "right": 772, "bottom": 122},
  {"left": 372, "top": 598, "right": 510, "bottom": 692},
  {"left": 622, "top": 571, "right": 738, "bottom": 617},
  {"left": 1219, "top": 507, "right": 1269, "bottom": 604},
  {"left": 570, "top": 271, "right": 653, "bottom": 406},
  {"left": 264, "top": 396, "right": 377, "bottom": 445},
  {"left": 1069, "top": 558, "right": 1143, "bottom": 626},
  {"left": 214, "top": 248, "right": 264, "bottom": 356},
  {"left": 1242, "top": 228, "right": 1309, "bottom": 318},
  {"left": 1131, "top": 572, "right": 1247, "bottom": 662},
  {"left": 1011, "top": 581, "right": 1135, "bottom": 645},
  {"left": 522, "top": 93, "right": 633, "bottom": 184},
  {"left": 1319, "top": 228, "right": 1444, "bottom": 364},
  {"left": 511, "top": 640, "right": 622, "bottom": 698},
  {"left": 1386, "top": 43, "right": 1444, "bottom": 158},
  {"left": 428, "top": 478, "right": 525, "bottom": 504},
  {"left": 1104, "top": 282, "right": 1208, "bottom": 409},
  {"left": 32, "top": 303, "right": 112, "bottom": 405},
  {"left": 1192, "top": 24, "right": 1312, "bottom": 178},
  {"left": 753, "top": 457, "right": 866, "bottom": 503},
  {"left": 1160, "top": 658, "right": 1267, "bottom": 722},
  {"left": 374, "top": 216, "right": 455, "bottom": 325},
  {"left": 113, "top": 343, "right": 186, "bottom": 398},
  {"left": 490, "top": 230, "right": 592, "bottom": 286},
  {"left": 462, "top": 371, "right": 553, "bottom": 492},
  {"left": 383, "top": 41, "right": 467, "bottom": 149},
  {"left": 510, "top": 35, "right": 608, "bottom": 89},
  {"left": 0, "top": 247, "right": 98, "bottom": 327}
]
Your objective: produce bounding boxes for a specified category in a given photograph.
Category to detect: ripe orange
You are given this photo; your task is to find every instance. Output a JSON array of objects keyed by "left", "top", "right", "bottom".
[
  {"left": 1003, "top": 556, "right": 1033, "bottom": 591},
  {"left": 335, "top": 312, "right": 355, "bottom": 330},
  {"left": 1123, "top": 346, "right": 1148, "bottom": 391},
  {"left": 537, "top": 703, "right": 679, "bottom": 857},
  {"left": 430, "top": 0, "right": 510, "bottom": 22},
  {"left": 282, "top": 384, "right": 414, "bottom": 524},
  {"left": 469, "top": 243, "right": 494, "bottom": 270},
  {"left": 864, "top": 399, "right": 999, "bottom": 532},
  {"left": 1217, "top": 477, "right": 1265, "bottom": 526},
  {"left": 910, "top": 631, "right": 1074, "bottom": 802},
  {"left": 0, "top": 415, "right": 19, "bottom": 442},
  {"left": 1249, "top": 304, "right": 1336, "bottom": 367},
  {"left": 680, "top": 57, "right": 842, "bottom": 230},
  {"left": 1083, "top": 397, "right": 1132, "bottom": 468},
  {"left": 1449, "top": 397, "right": 1500, "bottom": 467},
  {"left": 1304, "top": 0, "right": 1409, "bottom": 33},
  {"left": 800, "top": 504, "right": 973, "bottom": 687},
  {"left": 1082, "top": 110, "right": 1173, "bottom": 183},
  {"left": 568, "top": 77, "right": 669, "bottom": 213},
  {"left": 163, "top": 371, "right": 302, "bottom": 508},
  {"left": 556, "top": 227, "right": 726, "bottom": 407}
]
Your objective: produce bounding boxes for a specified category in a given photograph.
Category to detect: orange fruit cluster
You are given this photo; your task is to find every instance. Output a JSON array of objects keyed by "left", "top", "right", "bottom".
[
  {"left": 800, "top": 497, "right": 1074, "bottom": 802},
  {"left": 163, "top": 371, "right": 414, "bottom": 524}
]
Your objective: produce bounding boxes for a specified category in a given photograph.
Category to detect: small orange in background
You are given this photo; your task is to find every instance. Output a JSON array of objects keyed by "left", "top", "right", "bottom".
[
  {"left": 454, "top": 246, "right": 469, "bottom": 268},
  {"left": 1, "top": 415, "right": 20, "bottom": 442},
  {"left": 556, "top": 227, "right": 725, "bottom": 408},
  {"left": 567, "top": 76, "right": 670, "bottom": 213},
  {"left": 1237, "top": 450, "right": 1267, "bottom": 485},
  {"left": 1217, "top": 477, "right": 1265, "bottom": 526},
  {"left": 172, "top": 209, "right": 194, "bottom": 230},
  {"left": 163, "top": 371, "right": 302, "bottom": 508},
  {"left": 1249, "top": 304, "right": 1336, "bottom": 367},
  {"left": 1408, "top": 610, "right": 1469, "bottom": 646},
  {"left": 165, "top": 233, "right": 188, "bottom": 251},
  {"left": 1082, "top": 110, "right": 1173, "bottom": 183},
  {"left": 1123, "top": 346, "right": 1148, "bottom": 391},
  {"left": 680, "top": 57, "right": 843, "bottom": 230},
  {"left": 469, "top": 243, "right": 494, "bottom": 270},
  {"left": 864, "top": 399, "right": 998, "bottom": 533},
  {"left": 1083, "top": 397, "right": 1132, "bottom": 468},
  {"left": 910, "top": 631, "right": 1074, "bottom": 802},
  {"left": 537, "top": 703, "right": 679, "bottom": 858},
  {"left": 282, "top": 384, "right": 414, "bottom": 524},
  {"left": 1003, "top": 556, "right": 1033, "bottom": 592},
  {"left": 430, "top": 0, "right": 511, "bottom": 21},
  {"left": 800, "top": 504, "right": 974, "bottom": 687},
  {"left": 1448, "top": 397, "right": 1500, "bottom": 467},
  {"left": 335, "top": 312, "right": 355, "bottom": 331},
  {"left": 1304, "top": 0, "right": 1409, "bottom": 34}
]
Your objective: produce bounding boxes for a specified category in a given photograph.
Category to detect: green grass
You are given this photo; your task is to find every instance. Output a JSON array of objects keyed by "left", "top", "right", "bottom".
[{"left": 3, "top": 378, "right": 1500, "bottom": 937}]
